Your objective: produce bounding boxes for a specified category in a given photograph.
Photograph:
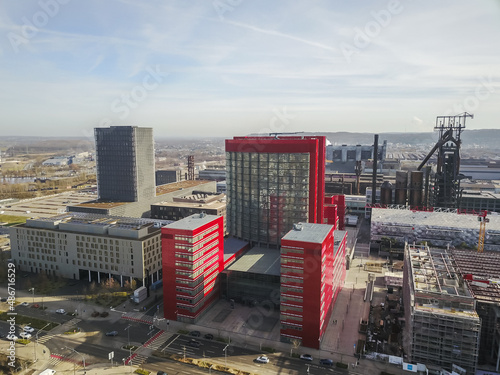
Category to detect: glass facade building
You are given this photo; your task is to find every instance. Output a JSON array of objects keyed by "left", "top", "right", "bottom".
[
  {"left": 225, "top": 136, "right": 326, "bottom": 247},
  {"left": 95, "top": 126, "right": 155, "bottom": 202}
]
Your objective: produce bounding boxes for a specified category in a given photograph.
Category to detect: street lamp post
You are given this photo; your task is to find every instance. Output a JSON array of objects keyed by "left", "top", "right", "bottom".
[
  {"left": 223, "top": 344, "right": 228, "bottom": 366},
  {"left": 124, "top": 324, "right": 132, "bottom": 363},
  {"left": 34, "top": 322, "right": 51, "bottom": 362},
  {"left": 28, "top": 288, "right": 35, "bottom": 304},
  {"left": 63, "top": 346, "right": 86, "bottom": 372}
]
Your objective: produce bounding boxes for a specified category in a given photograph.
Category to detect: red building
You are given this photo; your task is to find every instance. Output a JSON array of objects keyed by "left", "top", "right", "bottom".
[
  {"left": 225, "top": 136, "right": 326, "bottom": 247},
  {"left": 325, "top": 194, "right": 346, "bottom": 230},
  {"left": 161, "top": 213, "right": 224, "bottom": 323},
  {"left": 280, "top": 223, "right": 346, "bottom": 348}
]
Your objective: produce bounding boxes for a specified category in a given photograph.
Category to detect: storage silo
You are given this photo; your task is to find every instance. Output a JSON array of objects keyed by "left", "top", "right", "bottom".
[
  {"left": 380, "top": 181, "right": 393, "bottom": 205},
  {"left": 410, "top": 171, "right": 424, "bottom": 208},
  {"left": 395, "top": 171, "right": 408, "bottom": 205}
]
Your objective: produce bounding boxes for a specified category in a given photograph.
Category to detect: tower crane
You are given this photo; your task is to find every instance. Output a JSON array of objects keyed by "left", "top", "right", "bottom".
[{"left": 477, "top": 210, "right": 489, "bottom": 253}]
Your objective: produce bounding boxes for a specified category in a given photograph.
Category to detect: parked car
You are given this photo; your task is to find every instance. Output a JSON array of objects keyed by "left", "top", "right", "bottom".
[
  {"left": 157, "top": 371, "right": 168, "bottom": 375},
  {"left": 20, "top": 332, "right": 32, "bottom": 339},
  {"left": 189, "top": 330, "right": 201, "bottom": 337},
  {"left": 31, "top": 304, "right": 40, "bottom": 308},
  {"left": 204, "top": 333, "right": 214, "bottom": 340},
  {"left": 23, "top": 326, "right": 35, "bottom": 333},
  {"left": 20, "top": 302, "right": 29, "bottom": 307},
  {"left": 91, "top": 311, "right": 100, "bottom": 317},
  {"left": 7, "top": 334, "right": 19, "bottom": 341},
  {"left": 300, "top": 354, "right": 313, "bottom": 361},
  {"left": 255, "top": 355, "right": 269, "bottom": 364},
  {"left": 105, "top": 331, "right": 118, "bottom": 336},
  {"left": 188, "top": 339, "right": 201, "bottom": 348},
  {"left": 319, "top": 358, "right": 333, "bottom": 366},
  {"left": 100, "top": 312, "right": 109, "bottom": 317},
  {"left": 56, "top": 309, "right": 66, "bottom": 314}
]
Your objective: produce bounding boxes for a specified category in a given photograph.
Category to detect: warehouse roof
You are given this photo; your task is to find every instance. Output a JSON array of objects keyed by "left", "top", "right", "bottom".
[{"left": 372, "top": 208, "right": 500, "bottom": 231}]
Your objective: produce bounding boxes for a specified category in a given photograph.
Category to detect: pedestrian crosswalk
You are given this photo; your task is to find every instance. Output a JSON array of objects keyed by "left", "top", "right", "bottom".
[
  {"left": 48, "top": 353, "right": 83, "bottom": 369},
  {"left": 122, "top": 311, "right": 153, "bottom": 324},
  {"left": 37, "top": 318, "right": 82, "bottom": 344},
  {"left": 145, "top": 331, "right": 172, "bottom": 350},
  {"left": 128, "top": 352, "right": 148, "bottom": 366}
]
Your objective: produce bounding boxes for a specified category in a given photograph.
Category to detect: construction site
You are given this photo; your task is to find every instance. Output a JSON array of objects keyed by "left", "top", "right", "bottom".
[{"left": 403, "top": 243, "right": 481, "bottom": 374}]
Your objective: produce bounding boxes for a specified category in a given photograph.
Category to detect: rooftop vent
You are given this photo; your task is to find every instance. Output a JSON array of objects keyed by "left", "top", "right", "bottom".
[{"left": 293, "top": 223, "right": 303, "bottom": 231}]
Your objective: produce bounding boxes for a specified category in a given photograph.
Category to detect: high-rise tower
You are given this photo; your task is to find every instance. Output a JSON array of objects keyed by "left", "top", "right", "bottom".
[
  {"left": 225, "top": 135, "right": 326, "bottom": 247},
  {"left": 95, "top": 126, "right": 155, "bottom": 202}
]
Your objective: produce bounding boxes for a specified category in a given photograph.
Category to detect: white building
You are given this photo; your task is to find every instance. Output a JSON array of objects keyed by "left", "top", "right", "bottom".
[{"left": 10, "top": 213, "right": 171, "bottom": 286}]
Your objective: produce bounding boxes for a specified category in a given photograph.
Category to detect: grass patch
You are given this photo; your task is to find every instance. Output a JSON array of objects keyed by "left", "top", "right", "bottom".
[
  {"left": 177, "top": 329, "right": 189, "bottom": 335},
  {"left": 134, "top": 369, "right": 150, "bottom": 375},
  {"left": 0, "top": 312, "right": 58, "bottom": 331},
  {"left": 261, "top": 346, "right": 276, "bottom": 353},
  {"left": 0, "top": 214, "right": 27, "bottom": 226},
  {"left": 153, "top": 350, "right": 258, "bottom": 375},
  {"left": 16, "top": 339, "right": 31, "bottom": 345},
  {"left": 336, "top": 362, "right": 348, "bottom": 369},
  {"left": 84, "top": 292, "right": 129, "bottom": 307},
  {"left": 123, "top": 345, "right": 138, "bottom": 351},
  {"left": 64, "top": 327, "right": 81, "bottom": 335}
]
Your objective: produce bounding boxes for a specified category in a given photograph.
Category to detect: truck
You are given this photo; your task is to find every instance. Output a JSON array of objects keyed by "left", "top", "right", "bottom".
[{"left": 132, "top": 286, "right": 147, "bottom": 304}]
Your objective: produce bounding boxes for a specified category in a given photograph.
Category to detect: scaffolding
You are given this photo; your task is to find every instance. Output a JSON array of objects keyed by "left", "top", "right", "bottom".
[
  {"left": 452, "top": 249, "right": 500, "bottom": 368},
  {"left": 403, "top": 244, "right": 480, "bottom": 374}
]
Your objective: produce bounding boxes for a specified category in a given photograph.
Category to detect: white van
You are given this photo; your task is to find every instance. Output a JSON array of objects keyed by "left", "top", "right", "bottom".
[{"left": 39, "top": 369, "right": 56, "bottom": 375}]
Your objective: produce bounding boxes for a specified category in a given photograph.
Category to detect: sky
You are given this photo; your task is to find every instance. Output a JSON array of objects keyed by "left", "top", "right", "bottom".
[{"left": 1, "top": 0, "right": 500, "bottom": 139}]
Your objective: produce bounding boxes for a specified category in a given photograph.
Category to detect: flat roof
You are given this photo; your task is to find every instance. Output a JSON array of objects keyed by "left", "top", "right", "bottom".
[
  {"left": 165, "top": 213, "right": 219, "bottom": 231},
  {"left": 372, "top": 208, "right": 500, "bottom": 231},
  {"left": 0, "top": 191, "right": 96, "bottom": 217},
  {"left": 74, "top": 180, "right": 214, "bottom": 208},
  {"left": 226, "top": 246, "right": 281, "bottom": 276},
  {"left": 153, "top": 199, "right": 225, "bottom": 210},
  {"left": 223, "top": 237, "right": 249, "bottom": 262},
  {"left": 156, "top": 180, "right": 213, "bottom": 196},
  {"left": 281, "top": 222, "right": 333, "bottom": 244}
]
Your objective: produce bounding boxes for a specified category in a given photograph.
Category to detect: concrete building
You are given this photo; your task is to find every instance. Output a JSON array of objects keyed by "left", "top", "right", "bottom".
[
  {"left": 403, "top": 244, "right": 480, "bottom": 374},
  {"left": 68, "top": 180, "right": 217, "bottom": 218},
  {"left": 370, "top": 207, "right": 500, "bottom": 251},
  {"left": 225, "top": 136, "right": 326, "bottom": 247},
  {"left": 155, "top": 170, "right": 178, "bottom": 186},
  {"left": 9, "top": 213, "right": 170, "bottom": 286},
  {"left": 95, "top": 126, "right": 155, "bottom": 202},
  {"left": 151, "top": 192, "right": 226, "bottom": 233},
  {"left": 460, "top": 191, "right": 500, "bottom": 213},
  {"left": 452, "top": 249, "right": 500, "bottom": 370},
  {"left": 161, "top": 213, "right": 224, "bottom": 323},
  {"left": 199, "top": 169, "right": 226, "bottom": 181},
  {"left": 280, "top": 223, "right": 346, "bottom": 349}
]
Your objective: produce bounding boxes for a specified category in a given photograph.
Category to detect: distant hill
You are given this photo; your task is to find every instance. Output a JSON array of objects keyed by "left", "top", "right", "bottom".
[{"left": 1, "top": 129, "right": 499, "bottom": 150}]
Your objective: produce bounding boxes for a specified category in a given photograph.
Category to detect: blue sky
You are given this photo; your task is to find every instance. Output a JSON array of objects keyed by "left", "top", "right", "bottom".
[{"left": 1, "top": 0, "right": 499, "bottom": 138}]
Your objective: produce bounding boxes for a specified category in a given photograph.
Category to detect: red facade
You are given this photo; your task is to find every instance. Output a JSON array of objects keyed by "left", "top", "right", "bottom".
[
  {"left": 161, "top": 214, "right": 224, "bottom": 323},
  {"left": 280, "top": 223, "right": 346, "bottom": 349}
]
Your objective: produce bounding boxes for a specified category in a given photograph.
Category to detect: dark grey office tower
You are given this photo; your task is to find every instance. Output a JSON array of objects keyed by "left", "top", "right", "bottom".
[{"left": 95, "top": 126, "right": 155, "bottom": 202}]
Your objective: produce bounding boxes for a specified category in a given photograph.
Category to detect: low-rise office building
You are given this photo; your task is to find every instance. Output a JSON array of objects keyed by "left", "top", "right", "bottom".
[{"left": 10, "top": 213, "right": 170, "bottom": 286}]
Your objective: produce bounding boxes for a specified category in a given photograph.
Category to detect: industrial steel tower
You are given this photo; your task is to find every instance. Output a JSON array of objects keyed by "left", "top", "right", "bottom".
[{"left": 418, "top": 113, "right": 473, "bottom": 208}]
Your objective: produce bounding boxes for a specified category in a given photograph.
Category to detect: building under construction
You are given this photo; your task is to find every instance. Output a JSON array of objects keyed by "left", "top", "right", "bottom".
[
  {"left": 403, "top": 244, "right": 480, "bottom": 374},
  {"left": 452, "top": 249, "right": 500, "bottom": 370}
]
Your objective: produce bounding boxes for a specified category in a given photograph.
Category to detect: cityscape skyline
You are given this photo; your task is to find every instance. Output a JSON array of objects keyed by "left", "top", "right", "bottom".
[{"left": 1, "top": 1, "right": 499, "bottom": 138}]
